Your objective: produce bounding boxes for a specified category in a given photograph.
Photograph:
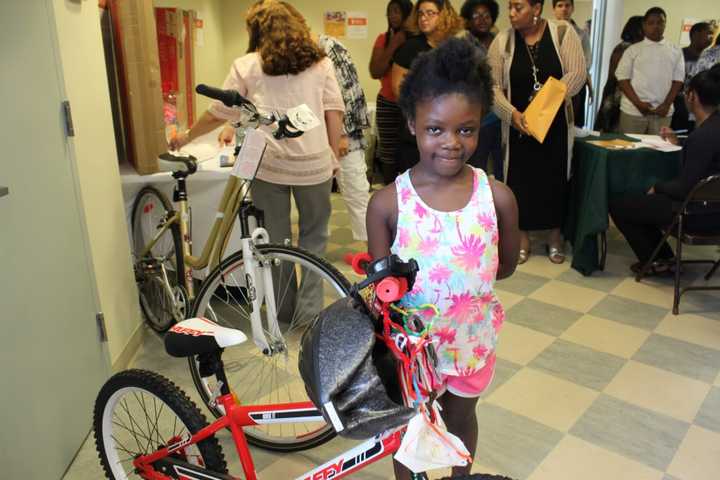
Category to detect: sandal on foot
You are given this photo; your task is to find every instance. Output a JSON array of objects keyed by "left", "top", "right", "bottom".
[
  {"left": 518, "top": 248, "right": 530, "bottom": 264},
  {"left": 546, "top": 244, "right": 565, "bottom": 264},
  {"left": 631, "top": 260, "right": 676, "bottom": 277}
]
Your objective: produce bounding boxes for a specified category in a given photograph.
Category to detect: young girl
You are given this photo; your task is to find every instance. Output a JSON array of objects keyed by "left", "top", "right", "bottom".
[{"left": 366, "top": 37, "right": 520, "bottom": 478}]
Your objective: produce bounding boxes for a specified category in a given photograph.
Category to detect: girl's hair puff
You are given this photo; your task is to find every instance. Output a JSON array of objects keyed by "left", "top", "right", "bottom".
[
  {"left": 398, "top": 37, "right": 493, "bottom": 121},
  {"left": 246, "top": 0, "right": 325, "bottom": 76}
]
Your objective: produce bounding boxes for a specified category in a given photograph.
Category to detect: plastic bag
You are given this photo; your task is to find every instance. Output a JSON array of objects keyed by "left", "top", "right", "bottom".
[{"left": 394, "top": 403, "right": 472, "bottom": 473}]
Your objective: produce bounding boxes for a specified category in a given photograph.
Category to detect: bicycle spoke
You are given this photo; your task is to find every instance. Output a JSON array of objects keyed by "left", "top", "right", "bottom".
[{"left": 118, "top": 397, "right": 148, "bottom": 451}]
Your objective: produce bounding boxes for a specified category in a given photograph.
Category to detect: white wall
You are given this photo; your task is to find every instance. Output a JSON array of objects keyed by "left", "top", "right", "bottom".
[{"left": 52, "top": 0, "right": 142, "bottom": 366}]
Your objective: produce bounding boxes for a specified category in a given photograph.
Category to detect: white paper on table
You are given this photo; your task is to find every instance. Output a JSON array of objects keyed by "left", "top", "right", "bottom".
[{"left": 625, "top": 134, "right": 682, "bottom": 152}]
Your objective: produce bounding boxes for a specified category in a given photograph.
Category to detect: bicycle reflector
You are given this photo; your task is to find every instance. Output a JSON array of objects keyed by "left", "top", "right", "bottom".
[{"left": 298, "top": 298, "right": 415, "bottom": 439}]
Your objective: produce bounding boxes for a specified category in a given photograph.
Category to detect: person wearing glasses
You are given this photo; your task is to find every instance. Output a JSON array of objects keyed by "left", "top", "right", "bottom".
[
  {"left": 390, "top": 0, "right": 463, "bottom": 176},
  {"left": 487, "top": 0, "right": 585, "bottom": 264}
]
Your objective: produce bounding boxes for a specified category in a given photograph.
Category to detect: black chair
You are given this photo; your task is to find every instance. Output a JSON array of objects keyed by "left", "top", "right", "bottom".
[{"left": 635, "top": 174, "right": 720, "bottom": 315}]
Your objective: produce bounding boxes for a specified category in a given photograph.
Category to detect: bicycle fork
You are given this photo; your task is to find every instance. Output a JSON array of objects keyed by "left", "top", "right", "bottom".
[{"left": 241, "top": 229, "right": 284, "bottom": 355}]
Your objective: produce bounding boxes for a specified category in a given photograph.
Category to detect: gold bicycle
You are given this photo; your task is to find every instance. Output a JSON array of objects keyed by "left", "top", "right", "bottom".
[{"left": 130, "top": 84, "right": 351, "bottom": 450}]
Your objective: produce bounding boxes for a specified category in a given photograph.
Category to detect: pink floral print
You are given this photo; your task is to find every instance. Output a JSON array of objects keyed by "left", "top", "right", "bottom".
[{"left": 391, "top": 168, "right": 504, "bottom": 376}]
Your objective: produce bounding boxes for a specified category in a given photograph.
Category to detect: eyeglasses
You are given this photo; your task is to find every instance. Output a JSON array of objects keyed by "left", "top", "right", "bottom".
[
  {"left": 418, "top": 10, "right": 439, "bottom": 18},
  {"left": 472, "top": 11, "right": 492, "bottom": 20}
]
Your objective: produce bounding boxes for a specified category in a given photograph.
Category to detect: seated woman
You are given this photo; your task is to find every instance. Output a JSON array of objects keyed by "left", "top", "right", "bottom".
[{"left": 609, "top": 64, "right": 720, "bottom": 275}]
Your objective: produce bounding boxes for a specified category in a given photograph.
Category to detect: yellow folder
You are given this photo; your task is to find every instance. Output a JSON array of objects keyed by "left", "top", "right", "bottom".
[{"left": 524, "top": 76, "right": 567, "bottom": 143}]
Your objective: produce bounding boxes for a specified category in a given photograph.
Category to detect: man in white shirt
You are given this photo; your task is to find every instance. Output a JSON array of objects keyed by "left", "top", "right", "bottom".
[{"left": 616, "top": 7, "right": 684, "bottom": 134}]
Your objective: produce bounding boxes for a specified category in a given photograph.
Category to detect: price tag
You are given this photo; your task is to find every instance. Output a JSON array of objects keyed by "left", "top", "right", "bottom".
[{"left": 231, "top": 129, "right": 266, "bottom": 180}]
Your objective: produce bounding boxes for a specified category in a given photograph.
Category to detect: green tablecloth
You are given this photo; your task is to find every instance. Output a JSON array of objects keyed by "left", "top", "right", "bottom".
[{"left": 564, "top": 134, "right": 682, "bottom": 276}]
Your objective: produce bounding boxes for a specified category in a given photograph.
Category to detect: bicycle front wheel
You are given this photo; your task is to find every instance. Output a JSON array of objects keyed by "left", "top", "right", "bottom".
[
  {"left": 131, "top": 186, "right": 185, "bottom": 332},
  {"left": 188, "top": 244, "right": 351, "bottom": 451},
  {"left": 94, "top": 369, "right": 227, "bottom": 480}
]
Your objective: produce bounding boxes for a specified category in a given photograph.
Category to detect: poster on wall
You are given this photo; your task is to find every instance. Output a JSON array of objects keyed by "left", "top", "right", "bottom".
[
  {"left": 680, "top": 18, "right": 701, "bottom": 46},
  {"left": 324, "top": 11, "right": 347, "bottom": 37},
  {"left": 347, "top": 12, "right": 368, "bottom": 39}
]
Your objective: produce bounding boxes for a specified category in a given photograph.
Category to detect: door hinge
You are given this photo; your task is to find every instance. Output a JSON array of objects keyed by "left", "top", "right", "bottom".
[
  {"left": 96, "top": 312, "right": 108, "bottom": 343},
  {"left": 62, "top": 100, "right": 75, "bottom": 137}
]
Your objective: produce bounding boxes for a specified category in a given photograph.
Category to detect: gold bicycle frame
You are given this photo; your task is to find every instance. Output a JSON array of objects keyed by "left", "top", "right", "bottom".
[{"left": 139, "top": 174, "right": 247, "bottom": 300}]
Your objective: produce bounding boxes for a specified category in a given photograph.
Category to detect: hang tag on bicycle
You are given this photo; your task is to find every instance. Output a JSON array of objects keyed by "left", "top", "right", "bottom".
[
  {"left": 231, "top": 128, "right": 266, "bottom": 180},
  {"left": 286, "top": 104, "right": 321, "bottom": 132}
]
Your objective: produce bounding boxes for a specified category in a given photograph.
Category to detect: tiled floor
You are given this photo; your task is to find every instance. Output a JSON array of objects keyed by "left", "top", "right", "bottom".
[{"left": 65, "top": 192, "right": 720, "bottom": 480}]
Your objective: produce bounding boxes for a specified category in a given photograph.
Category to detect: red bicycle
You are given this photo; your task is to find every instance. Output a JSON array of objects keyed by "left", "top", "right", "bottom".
[{"left": 93, "top": 254, "right": 512, "bottom": 480}]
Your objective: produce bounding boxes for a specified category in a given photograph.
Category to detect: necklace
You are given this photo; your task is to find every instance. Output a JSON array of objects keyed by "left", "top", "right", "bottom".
[{"left": 523, "top": 22, "right": 544, "bottom": 101}]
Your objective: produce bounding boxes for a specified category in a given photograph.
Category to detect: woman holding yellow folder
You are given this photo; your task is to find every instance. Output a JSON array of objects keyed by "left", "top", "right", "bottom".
[{"left": 487, "top": 0, "right": 585, "bottom": 263}]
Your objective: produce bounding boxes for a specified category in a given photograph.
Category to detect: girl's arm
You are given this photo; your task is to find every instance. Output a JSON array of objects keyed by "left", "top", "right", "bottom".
[
  {"left": 370, "top": 31, "right": 407, "bottom": 79},
  {"left": 489, "top": 179, "right": 520, "bottom": 280},
  {"left": 366, "top": 185, "right": 398, "bottom": 259}
]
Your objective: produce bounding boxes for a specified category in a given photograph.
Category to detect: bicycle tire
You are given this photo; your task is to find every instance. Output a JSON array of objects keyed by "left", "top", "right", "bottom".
[
  {"left": 188, "top": 244, "right": 352, "bottom": 452},
  {"left": 94, "top": 369, "right": 227, "bottom": 480},
  {"left": 131, "top": 186, "right": 185, "bottom": 332}
]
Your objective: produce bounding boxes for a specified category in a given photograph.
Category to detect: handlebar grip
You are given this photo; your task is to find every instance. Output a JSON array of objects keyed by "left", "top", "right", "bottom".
[
  {"left": 374, "top": 277, "right": 408, "bottom": 303},
  {"left": 195, "top": 84, "right": 249, "bottom": 108},
  {"left": 345, "top": 252, "right": 373, "bottom": 275}
]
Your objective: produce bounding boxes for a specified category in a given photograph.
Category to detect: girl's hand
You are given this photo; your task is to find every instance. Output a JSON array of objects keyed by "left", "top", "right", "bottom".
[
  {"left": 218, "top": 124, "right": 235, "bottom": 146},
  {"left": 388, "top": 30, "right": 406, "bottom": 50},
  {"left": 511, "top": 110, "right": 530, "bottom": 135}
]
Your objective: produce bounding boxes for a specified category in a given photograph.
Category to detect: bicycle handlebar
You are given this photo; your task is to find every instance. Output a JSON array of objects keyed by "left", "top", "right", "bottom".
[
  {"left": 196, "top": 83, "right": 310, "bottom": 141},
  {"left": 195, "top": 84, "right": 251, "bottom": 108}
]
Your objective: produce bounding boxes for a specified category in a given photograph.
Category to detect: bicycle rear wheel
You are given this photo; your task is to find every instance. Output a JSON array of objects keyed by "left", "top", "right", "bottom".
[
  {"left": 131, "top": 186, "right": 186, "bottom": 332},
  {"left": 94, "top": 369, "right": 227, "bottom": 480},
  {"left": 188, "top": 244, "right": 351, "bottom": 451}
]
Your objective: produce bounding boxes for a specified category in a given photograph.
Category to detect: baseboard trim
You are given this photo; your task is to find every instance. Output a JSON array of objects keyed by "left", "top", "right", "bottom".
[{"left": 111, "top": 323, "right": 145, "bottom": 372}]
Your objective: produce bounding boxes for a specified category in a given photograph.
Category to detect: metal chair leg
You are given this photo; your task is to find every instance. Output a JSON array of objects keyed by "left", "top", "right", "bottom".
[
  {"left": 635, "top": 221, "right": 676, "bottom": 282},
  {"left": 673, "top": 225, "right": 683, "bottom": 315},
  {"left": 705, "top": 258, "right": 720, "bottom": 281}
]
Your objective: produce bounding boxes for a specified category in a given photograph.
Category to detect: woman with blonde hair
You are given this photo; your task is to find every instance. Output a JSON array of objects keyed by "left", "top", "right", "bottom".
[
  {"left": 170, "top": 0, "right": 344, "bottom": 315},
  {"left": 391, "top": 0, "right": 464, "bottom": 175}
]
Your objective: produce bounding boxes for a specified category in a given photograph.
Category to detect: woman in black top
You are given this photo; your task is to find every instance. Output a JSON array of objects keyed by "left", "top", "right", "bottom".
[
  {"left": 390, "top": 0, "right": 463, "bottom": 176},
  {"left": 609, "top": 65, "right": 720, "bottom": 274}
]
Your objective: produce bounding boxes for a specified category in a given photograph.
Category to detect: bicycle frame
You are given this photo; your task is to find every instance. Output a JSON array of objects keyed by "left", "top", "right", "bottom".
[
  {"left": 133, "top": 394, "right": 404, "bottom": 480},
  {"left": 139, "top": 172, "right": 251, "bottom": 301}
]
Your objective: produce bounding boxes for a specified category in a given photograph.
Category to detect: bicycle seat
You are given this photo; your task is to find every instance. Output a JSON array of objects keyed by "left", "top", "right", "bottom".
[
  {"left": 164, "top": 317, "right": 247, "bottom": 357},
  {"left": 158, "top": 152, "right": 198, "bottom": 176}
]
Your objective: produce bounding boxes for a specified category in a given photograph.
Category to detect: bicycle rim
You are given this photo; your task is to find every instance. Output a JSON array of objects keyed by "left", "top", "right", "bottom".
[
  {"left": 189, "top": 244, "right": 351, "bottom": 451},
  {"left": 96, "top": 373, "right": 220, "bottom": 479},
  {"left": 132, "top": 187, "right": 184, "bottom": 332},
  {"left": 132, "top": 187, "right": 175, "bottom": 262}
]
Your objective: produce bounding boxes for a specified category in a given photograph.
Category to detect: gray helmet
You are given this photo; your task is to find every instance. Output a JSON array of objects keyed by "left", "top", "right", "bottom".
[{"left": 298, "top": 297, "right": 415, "bottom": 439}]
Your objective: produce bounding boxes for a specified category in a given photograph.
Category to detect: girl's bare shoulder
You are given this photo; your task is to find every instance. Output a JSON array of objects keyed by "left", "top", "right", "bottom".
[{"left": 368, "top": 182, "right": 398, "bottom": 219}]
